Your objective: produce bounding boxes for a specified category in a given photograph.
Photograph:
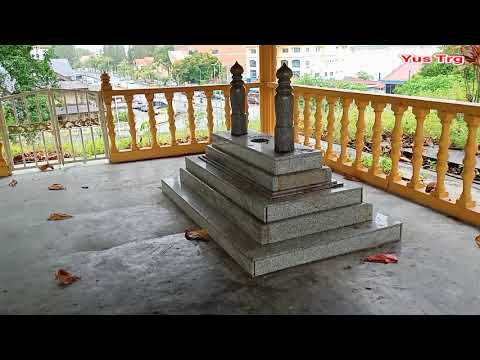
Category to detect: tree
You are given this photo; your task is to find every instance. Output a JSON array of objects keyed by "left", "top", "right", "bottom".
[
  {"left": 51, "top": 45, "right": 77, "bottom": 63},
  {"left": 0, "top": 45, "right": 58, "bottom": 95},
  {"left": 117, "top": 59, "right": 135, "bottom": 78},
  {"left": 294, "top": 74, "right": 368, "bottom": 91},
  {"left": 85, "top": 54, "right": 113, "bottom": 72},
  {"left": 127, "top": 45, "right": 157, "bottom": 60},
  {"left": 356, "top": 71, "right": 374, "bottom": 80},
  {"left": 153, "top": 45, "right": 174, "bottom": 76},
  {"left": 171, "top": 52, "right": 225, "bottom": 84},
  {"left": 103, "top": 45, "right": 126, "bottom": 67},
  {"left": 394, "top": 73, "right": 466, "bottom": 100}
]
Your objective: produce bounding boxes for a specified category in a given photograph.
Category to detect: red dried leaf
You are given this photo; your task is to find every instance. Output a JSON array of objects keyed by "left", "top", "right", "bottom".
[
  {"left": 38, "top": 164, "right": 54, "bottom": 172},
  {"left": 185, "top": 228, "right": 209, "bottom": 242},
  {"left": 8, "top": 179, "right": 18, "bottom": 187},
  {"left": 48, "top": 212, "right": 73, "bottom": 221},
  {"left": 425, "top": 182, "right": 436, "bottom": 193},
  {"left": 475, "top": 235, "right": 480, "bottom": 248},
  {"left": 54, "top": 269, "right": 81, "bottom": 286},
  {"left": 364, "top": 253, "right": 398, "bottom": 264},
  {"left": 48, "top": 183, "right": 65, "bottom": 191}
]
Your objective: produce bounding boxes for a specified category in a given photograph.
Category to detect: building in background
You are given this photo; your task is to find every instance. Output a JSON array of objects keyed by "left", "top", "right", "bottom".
[
  {"left": 31, "top": 45, "right": 50, "bottom": 60},
  {"left": 134, "top": 57, "right": 155, "bottom": 69},
  {"left": 382, "top": 62, "right": 423, "bottom": 94}
]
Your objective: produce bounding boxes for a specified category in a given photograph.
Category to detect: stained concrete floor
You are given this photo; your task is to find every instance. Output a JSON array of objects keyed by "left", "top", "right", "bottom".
[{"left": 0, "top": 157, "right": 479, "bottom": 314}]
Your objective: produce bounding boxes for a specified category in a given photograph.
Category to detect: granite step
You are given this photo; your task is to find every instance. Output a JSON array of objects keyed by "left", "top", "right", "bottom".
[
  {"left": 212, "top": 130, "right": 323, "bottom": 175},
  {"left": 185, "top": 155, "right": 364, "bottom": 223},
  {"left": 161, "top": 176, "right": 402, "bottom": 277},
  {"left": 180, "top": 167, "right": 373, "bottom": 244},
  {"left": 205, "top": 145, "right": 331, "bottom": 192}
]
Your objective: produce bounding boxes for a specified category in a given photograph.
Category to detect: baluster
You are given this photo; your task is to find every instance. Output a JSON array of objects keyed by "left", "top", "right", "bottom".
[
  {"left": 100, "top": 73, "right": 118, "bottom": 154},
  {"left": 456, "top": 115, "right": 480, "bottom": 208},
  {"left": 185, "top": 91, "right": 196, "bottom": 144},
  {"left": 224, "top": 91, "right": 231, "bottom": 131},
  {"left": 124, "top": 95, "right": 138, "bottom": 150},
  {"left": 388, "top": 104, "right": 406, "bottom": 183},
  {"left": 314, "top": 96, "right": 323, "bottom": 151},
  {"left": 369, "top": 102, "right": 385, "bottom": 175},
  {"left": 407, "top": 108, "right": 427, "bottom": 189},
  {"left": 145, "top": 93, "right": 159, "bottom": 149},
  {"left": 205, "top": 90, "right": 214, "bottom": 142},
  {"left": 432, "top": 111, "right": 454, "bottom": 199},
  {"left": 293, "top": 92, "right": 300, "bottom": 143},
  {"left": 353, "top": 100, "right": 368, "bottom": 169},
  {"left": 0, "top": 140, "right": 8, "bottom": 175},
  {"left": 164, "top": 92, "right": 177, "bottom": 146},
  {"left": 303, "top": 94, "right": 311, "bottom": 146},
  {"left": 339, "top": 97, "right": 353, "bottom": 163},
  {"left": 325, "top": 96, "right": 337, "bottom": 160}
]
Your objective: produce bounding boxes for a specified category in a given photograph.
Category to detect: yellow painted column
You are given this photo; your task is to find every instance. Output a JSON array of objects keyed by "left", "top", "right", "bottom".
[
  {"left": 101, "top": 73, "right": 118, "bottom": 155},
  {"left": 369, "top": 102, "right": 385, "bottom": 176},
  {"left": 339, "top": 98, "right": 353, "bottom": 163},
  {"left": 303, "top": 94, "right": 311, "bottom": 146},
  {"left": 387, "top": 104, "right": 406, "bottom": 183},
  {"left": 314, "top": 95, "right": 324, "bottom": 151},
  {"left": 431, "top": 111, "right": 454, "bottom": 199},
  {"left": 145, "top": 93, "right": 160, "bottom": 149},
  {"left": 185, "top": 91, "right": 197, "bottom": 144},
  {"left": 0, "top": 140, "right": 11, "bottom": 177},
  {"left": 407, "top": 108, "right": 427, "bottom": 190},
  {"left": 124, "top": 95, "right": 139, "bottom": 150},
  {"left": 259, "top": 45, "right": 277, "bottom": 135},
  {"left": 325, "top": 96, "right": 337, "bottom": 160},
  {"left": 353, "top": 100, "right": 368, "bottom": 170},
  {"left": 205, "top": 90, "right": 214, "bottom": 143},
  {"left": 456, "top": 115, "right": 479, "bottom": 208},
  {"left": 164, "top": 91, "right": 177, "bottom": 146},
  {"left": 293, "top": 91, "right": 300, "bottom": 143}
]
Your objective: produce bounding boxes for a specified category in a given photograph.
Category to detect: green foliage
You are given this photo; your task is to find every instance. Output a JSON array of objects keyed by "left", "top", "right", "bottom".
[
  {"left": 153, "top": 45, "right": 174, "bottom": 75},
  {"left": 103, "top": 45, "right": 126, "bottom": 66},
  {"left": 294, "top": 74, "right": 369, "bottom": 91},
  {"left": 394, "top": 73, "right": 466, "bottom": 100},
  {"left": 0, "top": 45, "right": 58, "bottom": 94},
  {"left": 171, "top": 52, "right": 225, "bottom": 84},
  {"left": 85, "top": 55, "right": 113, "bottom": 72},
  {"left": 50, "top": 46, "right": 92, "bottom": 68},
  {"left": 356, "top": 71, "right": 374, "bottom": 80},
  {"left": 127, "top": 45, "right": 157, "bottom": 60}
]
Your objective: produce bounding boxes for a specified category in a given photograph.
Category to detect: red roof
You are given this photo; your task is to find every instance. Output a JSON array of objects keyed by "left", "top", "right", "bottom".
[{"left": 383, "top": 62, "right": 423, "bottom": 82}]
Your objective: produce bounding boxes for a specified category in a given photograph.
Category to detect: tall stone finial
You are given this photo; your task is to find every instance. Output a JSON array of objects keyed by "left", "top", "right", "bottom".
[
  {"left": 229, "top": 61, "right": 248, "bottom": 136},
  {"left": 101, "top": 72, "right": 112, "bottom": 91},
  {"left": 274, "top": 63, "right": 294, "bottom": 153}
]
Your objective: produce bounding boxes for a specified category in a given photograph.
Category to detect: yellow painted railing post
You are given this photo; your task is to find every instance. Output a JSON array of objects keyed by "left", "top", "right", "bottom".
[
  {"left": 124, "top": 94, "right": 139, "bottom": 150},
  {"left": 224, "top": 91, "right": 231, "bottom": 131},
  {"left": 339, "top": 97, "right": 353, "bottom": 164},
  {"left": 407, "top": 108, "right": 427, "bottom": 190},
  {"left": 205, "top": 90, "right": 214, "bottom": 142},
  {"left": 303, "top": 94, "right": 311, "bottom": 146},
  {"left": 369, "top": 102, "right": 385, "bottom": 176},
  {"left": 100, "top": 72, "right": 118, "bottom": 155},
  {"left": 185, "top": 91, "right": 197, "bottom": 144},
  {"left": 314, "top": 95, "right": 323, "bottom": 151},
  {"left": 293, "top": 91, "right": 300, "bottom": 143},
  {"left": 387, "top": 104, "right": 406, "bottom": 183},
  {"left": 259, "top": 45, "right": 276, "bottom": 134},
  {"left": 431, "top": 111, "right": 454, "bottom": 199},
  {"left": 164, "top": 91, "right": 177, "bottom": 146},
  {"left": 353, "top": 100, "right": 368, "bottom": 170},
  {"left": 456, "top": 115, "right": 480, "bottom": 209},
  {"left": 145, "top": 93, "right": 159, "bottom": 149},
  {"left": 0, "top": 140, "right": 11, "bottom": 177},
  {"left": 325, "top": 96, "right": 337, "bottom": 160}
]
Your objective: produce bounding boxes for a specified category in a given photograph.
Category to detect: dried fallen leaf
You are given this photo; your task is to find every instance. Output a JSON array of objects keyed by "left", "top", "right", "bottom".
[
  {"left": 81, "top": 186, "right": 89, "bottom": 189},
  {"left": 344, "top": 174, "right": 359, "bottom": 182},
  {"left": 475, "top": 235, "right": 480, "bottom": 248},
  {"left": 8, "top": 179, "right": 18, "bottom": 187},
  {"left": 47, "top": 212, "right": 73, "bottom": 221},
  {"left": 54, "top": 269, "right": 80, "bottom": 286},
  {"left": 364, "top": 253, "right": 398, "bottom": 264},
  {"left": 425, "top": 182, "right": 436, "bottom": 193},
  {"left": 38, "top": 164, "right": 54, "bottom": 172},
  {"left": 48, "top": 183, "right": 65, "bottom": 191},
  {"left": 185, "top": 228, "right": 209, "bottom": 242}
]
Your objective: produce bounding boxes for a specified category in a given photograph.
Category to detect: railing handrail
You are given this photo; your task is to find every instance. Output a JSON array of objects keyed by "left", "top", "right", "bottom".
[
  {"left": 104, "top": 82, "right": 262, "bottom": 96},
  {"left": 291, "top": 83, "right": 480, "bottom": 115},
  {"left": 0, "top": 88, "right": 100, "bottom": 102}
]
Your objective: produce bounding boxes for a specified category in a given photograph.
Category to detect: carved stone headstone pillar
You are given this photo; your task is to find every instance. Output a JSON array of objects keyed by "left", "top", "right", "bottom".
[
  {"left": 274, "top": 63, "right": 294, "bottom": 153},
  {"left": 229, "top": 62, "right": 248, "bottom": 136}
]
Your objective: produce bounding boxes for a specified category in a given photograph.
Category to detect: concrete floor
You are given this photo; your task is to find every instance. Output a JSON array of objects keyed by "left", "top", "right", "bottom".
[{"left": 0, "top": 157, "right": 479, "bottom": 314}]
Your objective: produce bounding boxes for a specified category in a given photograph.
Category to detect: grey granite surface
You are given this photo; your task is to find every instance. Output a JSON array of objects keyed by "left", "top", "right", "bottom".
[
  {"left": 212, "top": 130, "right": 323, "bottom": 175},
  {"left": 205, "top": 145, "right": 331, "bottom": 192},
  {"left": 161, "top": 176, "right": 402, "bottom": 277},
  {"left": 185, "top": 155, "right": 363, "bottom": 222}
]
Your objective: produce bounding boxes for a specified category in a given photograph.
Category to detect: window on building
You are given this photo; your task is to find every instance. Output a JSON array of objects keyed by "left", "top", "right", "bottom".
[
  {"left": 281, "top": 60, "right": 288, "bottom": 66},
  {"left": 250, "top": 60, "right": 256, "bottom": 68},
  {"left": 315, "top": 73, "right": 320, "bottom": 77},
  {"left": 306, "top": 60, "right": 310, "bottom": 67},
  {"left": 250, "top": 48, "right": 256, "bottom": 54},
  {"left": 293, "top": 71, "right": 300, "bottom": 77},
  {"left": 316, "top": 46, "right": 321, "bottom": 52},
  {"left": 330, "top": 71, "right": 333, "bottom": 76},
  {"left": 250, "top": 70, "right": 257, "bottom": 79},
  {"left": 292, "top": 60, "right": 300, "bottom": 68},
  {"left": 211, "top": 49, "right": 219, "bottom": 54},
  {"left": 282, "top": 48, "right": 288, "bottom": 53},
  {"left": 293, "top": 47, "right": 301, "bottom": 53},
  {"left": 324, "top": 72, "right": 327, "bottom": 76},
  {"left": 306, "top": 48, "right": 310, "bottom": 53}
]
